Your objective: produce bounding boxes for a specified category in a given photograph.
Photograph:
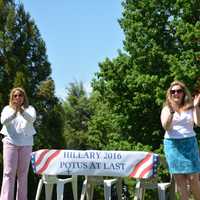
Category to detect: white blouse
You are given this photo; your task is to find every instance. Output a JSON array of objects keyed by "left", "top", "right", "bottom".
[
  {"left": 0, "top": 105, "right": 36, "bottom": 146},
  {"left": 165, "top": 109, "right": 196, "bottom": 139}
]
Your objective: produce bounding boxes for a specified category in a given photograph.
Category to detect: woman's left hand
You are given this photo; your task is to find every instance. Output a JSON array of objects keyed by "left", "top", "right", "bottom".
[{"left": 193, "top": 94, "right": 200, "bottom": 107}]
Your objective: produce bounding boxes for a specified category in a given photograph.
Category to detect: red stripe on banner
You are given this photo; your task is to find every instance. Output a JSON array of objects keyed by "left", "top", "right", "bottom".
[
  {"left": 139, "top": 163, "right": 153, "bottom": 178},
  {"left": 37, "top": 150, "right": 61, "bottom": 174},
  {"left": 129, "top": 152, "right": 152, "bottom": 177},
  {"left": 35, "top": 149, "right": 49, "bottom": 165}
]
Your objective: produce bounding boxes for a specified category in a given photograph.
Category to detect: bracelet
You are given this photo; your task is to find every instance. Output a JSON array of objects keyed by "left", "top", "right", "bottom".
[{"left": 170, "top": 110, "right": 175, "bottom": 115}]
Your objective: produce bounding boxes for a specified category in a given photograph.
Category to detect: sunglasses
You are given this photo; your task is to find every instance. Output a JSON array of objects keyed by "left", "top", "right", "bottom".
[
  {"left": 170, "top": 89, "right": 184, "bottom": 95},
  {"left": 13, "top": 94, "right": 23, "bottom": 98}
]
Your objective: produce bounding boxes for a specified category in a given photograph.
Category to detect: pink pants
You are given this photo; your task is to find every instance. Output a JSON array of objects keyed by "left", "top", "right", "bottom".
[{"left": 0, "top": 141, "right": 32, "bottom": 200}]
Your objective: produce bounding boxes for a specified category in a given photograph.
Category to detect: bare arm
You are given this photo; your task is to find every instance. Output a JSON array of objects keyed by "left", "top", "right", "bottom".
[
  {"left": 193, "top": 94, "right": 200, "bottom": 126},
  {"left": 160, "top": 106, "right": 174, "bottom": 130}
]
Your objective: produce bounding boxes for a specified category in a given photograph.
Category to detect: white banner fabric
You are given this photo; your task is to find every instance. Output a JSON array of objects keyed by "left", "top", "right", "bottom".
[{"left": 31, "top": 149, "right": 159, "bottom": 179}]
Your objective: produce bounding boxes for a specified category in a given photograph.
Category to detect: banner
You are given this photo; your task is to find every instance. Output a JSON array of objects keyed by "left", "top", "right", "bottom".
[{"left": 31, "top": 150, "right": 159, "bottom": 179}]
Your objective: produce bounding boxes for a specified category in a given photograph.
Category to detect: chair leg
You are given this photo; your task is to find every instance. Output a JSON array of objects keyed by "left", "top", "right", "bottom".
[
  {"left": 134, "top": 182, "right": 145, "bottom": 200},
  {"left": 116, "top": 178, "right": 122, "bottom": 200},
  {"left": 35, "top": 179, "right": 43, "bottom": 200},
  {"left": 57, "top": 182, "right": 64, "bottom": 200},
  {"left": 81, "top": 179, "right": 95, "bottom": 200},
  {"left": 158, "top": 186, "right": 166, "bottom": 200},
  {"left": 80, "top": 179, "right": 88, "bottom": 200},
  {"left": 45, "top": 183, "right": 54, "bottom": 200},
  {"left": 86, "top": 183, "right": 94, "bottom": 200},
  {"left": 134, "top": 188, "right": 145, "bottom": 200},
  {"left": 169, "top": 177, "right": 176, "bottom": 200},
  {"left": 72, "top": 176, "right": 78, "bottom": 200},
  {"left": 140, "top": 188, "right": 145, "bottom": 200},
  {"left": 104, "top": 181, "right": 112, "bottom": 200}
]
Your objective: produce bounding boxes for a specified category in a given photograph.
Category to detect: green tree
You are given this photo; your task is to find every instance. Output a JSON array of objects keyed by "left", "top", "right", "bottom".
[
  {"left": 91, "top": 0, "right": 200, "bottom": 149},
  {"left": 0, "top": 0, "right": 65, "bottom": 148},
  {"left": 0, "top": 1, "right": 65, "bottom": 199},
  {"left": 35, "top": 79, "right": 65, "bottom": 149},
  {"left": 63, "top": 81, "right": 92, "bottom": 149},
  {"left": 90, "top": 1, "right": 200, "bottom": 198}
]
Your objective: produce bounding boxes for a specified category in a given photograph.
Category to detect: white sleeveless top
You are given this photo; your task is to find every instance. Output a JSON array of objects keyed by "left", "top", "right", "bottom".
[{"left": 164, "top": 109, "right": 196, "bottom": 139}]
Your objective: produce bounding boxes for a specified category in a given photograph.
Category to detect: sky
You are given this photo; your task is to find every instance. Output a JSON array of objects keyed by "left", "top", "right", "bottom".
[{"left": 19, "top": 0, "right": 124, "bottom": 99}]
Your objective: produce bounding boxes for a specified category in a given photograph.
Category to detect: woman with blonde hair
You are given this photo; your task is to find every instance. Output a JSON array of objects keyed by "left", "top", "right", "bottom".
[
  {"left": 161, "top": 80, "right": 200, "bottom": 200},
  {"left": 0, "top": 87, "right": 36, "bottom": 200}
]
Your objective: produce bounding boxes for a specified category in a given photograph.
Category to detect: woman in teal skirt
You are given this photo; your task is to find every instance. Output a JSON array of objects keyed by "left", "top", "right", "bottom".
[{"left": 161, "top": 80, "right": 200, "bottom": 200}]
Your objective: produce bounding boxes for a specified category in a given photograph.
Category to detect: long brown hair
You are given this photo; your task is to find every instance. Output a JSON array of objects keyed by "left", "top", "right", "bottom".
[
  {"left": 9, "top": 87, "right": 29, "bottom": 108},
  {"left": 164, "top": 80, "right": 193, "bottom": 111}
]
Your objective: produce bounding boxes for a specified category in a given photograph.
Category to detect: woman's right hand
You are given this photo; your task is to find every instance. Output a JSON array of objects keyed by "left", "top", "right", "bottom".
[
  {"left": 168, "top": 103, "right": 175, "bottom": 114},
  {"left": 161, "top": 106, "right": 174, "bottom": 130},
  {"left": 12, "top": 102, "right": 21, "bottom": 112}
]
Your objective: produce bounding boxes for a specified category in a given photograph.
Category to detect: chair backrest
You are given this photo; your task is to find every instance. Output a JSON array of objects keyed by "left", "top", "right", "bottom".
[
  {"left": 85, "top": 176, "right": 106, "bottom": 183},
  {"left": 134, "top": 155, "right": 176, "bottom": 199},
  {"left": 42, "top": 175, "right": 58, "bottom": 184},
  {"left": 135, "top": 155, "right": 172, "bottom": 185}
]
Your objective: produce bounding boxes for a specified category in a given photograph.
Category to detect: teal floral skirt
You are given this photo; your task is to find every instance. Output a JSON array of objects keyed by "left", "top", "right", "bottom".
[{"left": 164, "top": 136, "right": 200, "bottom": 174}]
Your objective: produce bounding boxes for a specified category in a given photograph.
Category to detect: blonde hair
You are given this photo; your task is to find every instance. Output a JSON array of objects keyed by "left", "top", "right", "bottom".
[
  {"left": 164, "top": 80, "right": 193, "bottom": 110},
  {"left": 9, "top": 87, "right": 29, "bottom": 108}
]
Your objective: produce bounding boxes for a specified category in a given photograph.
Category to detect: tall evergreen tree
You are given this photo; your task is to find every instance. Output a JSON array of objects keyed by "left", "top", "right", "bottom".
[
  {"left": 0, "top": 0, "right": 65, "bottom": 148},
  {"left": 63, "top": 81, "right": 92, "bottom": 149},
  {"left": 0, "top": 1, "right": 65, "bottom": 198}
]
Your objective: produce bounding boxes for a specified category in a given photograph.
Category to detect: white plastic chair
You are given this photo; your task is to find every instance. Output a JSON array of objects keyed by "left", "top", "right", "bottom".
[
  {"left": 134, "top": 177, "right": 173, "bottom": 200},
  {"left": 35, "top": 175, "right": 78, "bottom": 200},
  {"left": 134, "top": 157, "right": 175, "bottom": 200},
  {"left": 80, "top": 176, "right": 122, "bottom": 200}
]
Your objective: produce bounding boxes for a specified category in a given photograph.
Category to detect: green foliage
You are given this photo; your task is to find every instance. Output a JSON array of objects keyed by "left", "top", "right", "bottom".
[
  {"left": 0, "top": 0, "right": 199, "bottom": 199},
  {"left": 88, "top": 103, "right": 124, "bottom": 149},
  {"left": 91, "top": 0, "right": 200, "bottom": 151},
  {"left": 0, "top": 1, "right": 63, "bottom": 149},
  {"left": 35, "top": 103, "right": 65, "bottom": 149},
  {"left": 63, "top": 81, "right": 92, "bottom": 149},
  {"left": 0, "top": 1, "right": 64, "bottom": 199},
  {"left": 88, "top": 2, "right": 200, "bottom": 198},
  {"left": 0, "top": 2, "right": 50, "bottom": 102},
  {"left": 13, "top": 71, "right": 27, "bottom": 88}
]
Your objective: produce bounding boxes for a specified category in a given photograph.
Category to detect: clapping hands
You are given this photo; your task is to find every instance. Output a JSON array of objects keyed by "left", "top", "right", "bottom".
[{"left": 13, "top": 102, "right": 24, "bottom": 113}]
